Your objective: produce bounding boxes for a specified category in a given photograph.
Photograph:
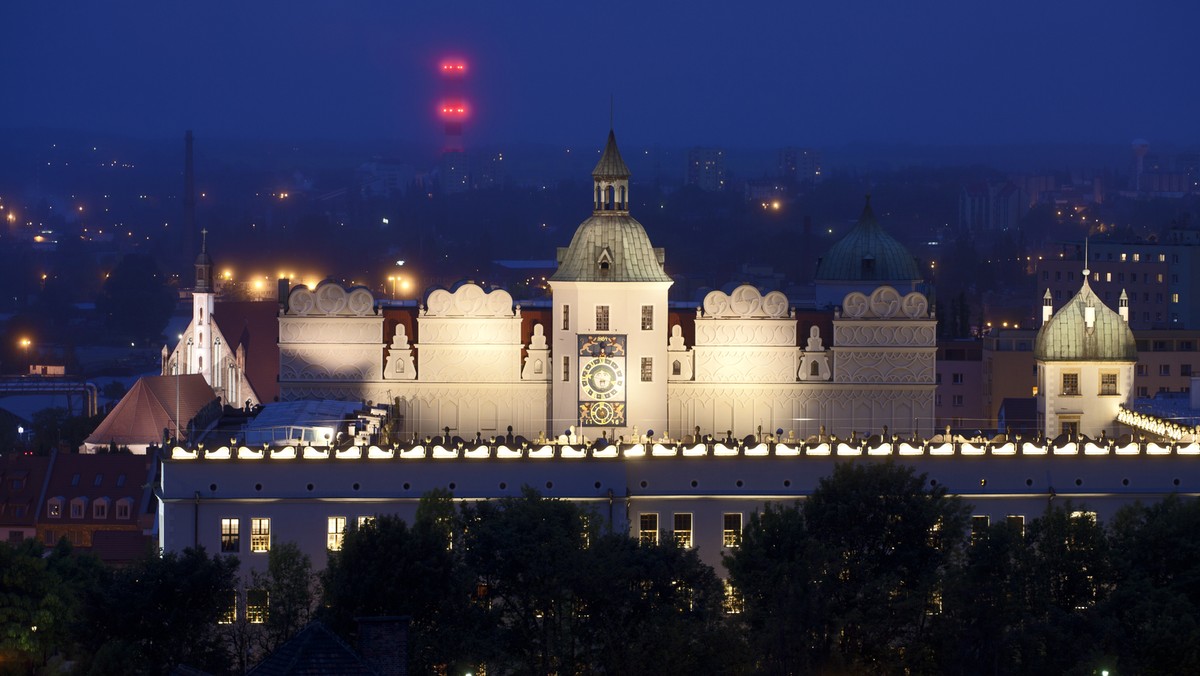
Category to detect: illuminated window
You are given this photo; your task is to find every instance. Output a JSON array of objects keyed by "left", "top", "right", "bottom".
[
  {"left": 722, "top": 579, "right": 744, "bottom": 614},
  {"left": 250, "top": 518, "right": 270, "bottom": 553},
  {"left": 1061, "top": 420, "right": 1079, "bottom": 436},
  {"left": 1062, "top": 372, "right": 1080, "bottom": 396},
  {"left": 1157, "top": 273, "right": 1164, "bottom": 283},
  {"left": 1006, "top": 515, "right": 1025, "bottom": 537},
  {"left": 641, "top": 357, "right": 653, "bottom": 382},
  {"left": 1105, "top": 272, "right": 1112, "bottom": 282},
  {"left": 673, "top": 513, "right": 693, "bottom": 548},
  {"left": 1121, "top": 253, "right": 1127, "bottom": 261},
  {"left": 595, "top": 305, "right": 609, "bottom": 331},
  {"left": 327, "top": 516, "right": 346, "bottom": 551},
  {"left": 1100, "top": 373, "right": 1118, "bottom": 395},
  {"left": 971, "top": 515, "right": 989, "bottom": 546},
  {"left": 1070, "top": 510, "right": 1097, "bottom": 524},
  {"left": 639, "top": 513, "right": 658, "bottom": 545},
  {"left": 1159, "top": 253, "right": 1166, "bottom": 262},
  {"left": 1133, "top": 253, "right": 1140, "bottom": 262},
  {"left": 221, "top": 518, "right": 240, "bottom": 552},
  {"left": 723, "top": 513, "right": 743, "bottom": 548},
  {"left": 641, "top": 305, "right": 654, "bottom": 330},
  {"left": 357, "top": 515, "right": 374, "bottom": 529},
  {"left": 247, "top": 588, "right": 268, "bottom": 624},
  {"left": 561, "top": 305, "right": 570, "bottom": 331},
  {"left": 218, "top": 593, "right": 237, "bottom": 624},
  {"left": 47, "top": 499, "right": 62, "bottom": 519},
  {"left": 1173, "top": 293, "right": 1180, "bottom": 304}
]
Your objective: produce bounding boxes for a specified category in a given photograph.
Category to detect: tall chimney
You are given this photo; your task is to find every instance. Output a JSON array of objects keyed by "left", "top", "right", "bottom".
[{"left": 184, "top": 130, "right": 196, "bottom": 265}]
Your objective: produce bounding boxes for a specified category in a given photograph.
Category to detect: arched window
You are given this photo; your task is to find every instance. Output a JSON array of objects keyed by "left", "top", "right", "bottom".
[
  {"left": 810, "top": 361, "right": 820, "bottom": 377},
  {"left": 672, "top": 360, "right": 681, "bottom": 376}
]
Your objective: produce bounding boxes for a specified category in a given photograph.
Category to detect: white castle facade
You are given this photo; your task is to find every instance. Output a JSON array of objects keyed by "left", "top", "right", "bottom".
[{"left": 275, "top": 131, "right": 936, "bottom": 443}]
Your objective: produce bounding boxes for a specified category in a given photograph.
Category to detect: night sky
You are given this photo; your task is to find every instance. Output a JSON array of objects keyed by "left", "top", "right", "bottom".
[{"left": 2, "top": 1, "right": 1197, "bottom": 148}]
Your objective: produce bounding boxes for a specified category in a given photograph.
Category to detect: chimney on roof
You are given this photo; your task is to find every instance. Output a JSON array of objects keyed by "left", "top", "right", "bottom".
[{"left": 356, "top": 616, "right": 410, "bottom": 676}]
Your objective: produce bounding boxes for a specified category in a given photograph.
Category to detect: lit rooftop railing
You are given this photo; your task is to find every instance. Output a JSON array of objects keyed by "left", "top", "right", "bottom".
[{"left": 167, "top": 432, "right": 1200, "bottom": 462}]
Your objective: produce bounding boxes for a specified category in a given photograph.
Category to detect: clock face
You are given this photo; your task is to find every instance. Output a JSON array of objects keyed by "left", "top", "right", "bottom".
[
  {"left": 581, "top": 356, "right": 624, "bottom": 400},
  {"left": 578, "top": 334, "right": 628, "bottom": 427}
]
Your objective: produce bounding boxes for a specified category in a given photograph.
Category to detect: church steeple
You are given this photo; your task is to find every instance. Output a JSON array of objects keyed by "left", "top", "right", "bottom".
[
  {"left": 194, "top": 228, "right": 214, "bottom": 293},
  {"left": 592, "top": 129, "right": 631, "bottom": 214}
]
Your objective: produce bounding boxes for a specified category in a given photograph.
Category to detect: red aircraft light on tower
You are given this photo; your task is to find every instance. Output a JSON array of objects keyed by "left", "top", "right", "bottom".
[{"left": 440, "top": 59, "right": 467, "bottom": 76}]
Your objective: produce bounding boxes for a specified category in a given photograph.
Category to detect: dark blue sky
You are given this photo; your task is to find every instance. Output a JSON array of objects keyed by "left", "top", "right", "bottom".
[{"left": 2, "top": 1, "right": 1196, "bottom": 148}]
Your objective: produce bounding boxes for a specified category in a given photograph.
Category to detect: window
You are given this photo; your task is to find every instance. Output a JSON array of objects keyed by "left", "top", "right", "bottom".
[
  {"left": 250, "top": 518, "right": 270, "bottom": 553},
  {"left": 935, "top": 373, "right": 942, "bottom": 384},
  {"left": 722, "top": 579, "right": 744, "bottom": 614},
  {"left": 1100, "top": 373, "right": 1118, "bottom": 396},
  {"left": 357, "top": 515, "right": 375, "bottom": 529},
  {"left": 673, "top": 513, "right": 693, "bottom": 548},
  {"left": 116, "top": 474, "right": 126, "bottom": 487},
  {"left": 1061, "top": 420, "right": 1079, "bottom": 436},
  {"left": 595, "top": 305, "right": 609, "bottom": 331},
  {"left": 246, "top": 589, "right": 268, "bottom": 624},
  {"left": 639, "top": 513, "right": 658, "bottom": 545},
  {"left": 1138, "top": 386, "right": 1148, "bottom": 397},
  {"left": 641, "top": 305, "right": 654, "bottom": 330},
  {"left": 952, "top": 395, "right": 964, "bottom": 407},
  {"left": 952, "top": 373, "right": 963, "bottom": 384},
  {"left": 47, "top": 499, "right": 62, "bottom": 519},
  {"left": 1137, "top": 364, "right": 1148, "bottom": 376},
  {"left": 971, "top": 515, "right": 990, "bottom": 546},
  {"left": 1157, "top": 273, "right": 1164, "bottom": 283},
  {"left": 1160, "top": 364, "right": 1171, "bottom": 376},
  {"left": 70, "top": 473, "right": 80, "bottom": 486},
  {"left": 561, "top": 304, "right": 570, "bottom": 331},
  {"left": 673, "top": 360, "right": 682, "bottom": 376},
  {"left": 327, "top": 516, "right": 347, "bottom": 551},
  {"left": 1173, "top": 293, "right": 1181, "bottom": 304},
  {"left": 221, "top": 518, "right": 240, "bottom": 552},
  {"left": 1183, "top": 364, "right": 1192, "bottom": 377},
  {"left": 1006, "top": 515, "right": 1025, "bottom": 537},
  {"left": 562, "top": 356, "right": 569, "bottom": 382},
  {"left": 115, "top": 499, "right": 131, "bottom": 520},
  {"left": 218, "top": 593, "right": 237, "bottom": 624},
  {"left": 93, "top": 501, "right": 108, "bottom": 519},
  {"left": 1133, "top": 253, "right": 1141, "bottom": 262},
  {"left": 1062, "top": 372, "right": 1079, "bottom": 396},
  {"left": 70, "top": 500, "right": 85, "bottom": 519},
  {"left": 641, "top": 357, "right": 653, "bottom": 382},
  {"left": 935, "top": 394, "right": 942, "bottom": 406},
  {"left": 93, "top": 474, "right": 103, "bottom": 487},
  {"left": 723, "top": 513, "right": 743, "bottom": 548}
]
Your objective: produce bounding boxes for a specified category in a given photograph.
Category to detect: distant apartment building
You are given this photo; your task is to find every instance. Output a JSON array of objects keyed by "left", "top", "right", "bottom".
[
  {"left": 1036, "top": 238, "right": 1200, "bottom": 329},
  {"left": 959, "top": 181, "right": 1022, "bottom": 232},
  {"left": 686, "top": 147, "right": 726, "bottom": 192},
  {"left": 778, "top": 147, "right": 822, "bottom": 185},
  {"left": 935, "top": 341, "right": 986, "bottom": 431}
]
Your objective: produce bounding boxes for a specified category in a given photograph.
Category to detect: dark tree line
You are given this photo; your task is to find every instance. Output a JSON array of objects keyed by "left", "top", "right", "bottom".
[{"left": 6, "top": 464, "right": 1200, "bottom": 674}]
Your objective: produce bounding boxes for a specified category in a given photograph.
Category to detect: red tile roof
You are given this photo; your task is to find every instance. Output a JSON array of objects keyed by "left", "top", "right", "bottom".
[
  {"left": 0, "top": 453, "right": 51, "bottom": 529},
  {"left": 212, "top": 301, "right": 280, "bottom": 404},
  {"left": 38, "top": 452, "right": 156, "bottom": 525},
  {"left": 86, "top": 375, "right": 218, "bottom": 448}
]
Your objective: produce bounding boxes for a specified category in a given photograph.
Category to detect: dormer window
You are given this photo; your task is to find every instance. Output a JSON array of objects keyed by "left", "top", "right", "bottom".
[
  {"left": 47, "top": 497, "right": 63, "bottom": 519},
  {"left": 116, "top": 498, "right": 133, "bottom": 520},
  {"left": 70, "top": 497, "right": 87, "bottom": 519},
  {"left": 597, "top": 247, "right": 613, "bottom": 278},
  {"left": 94, "top": 498, "right": 109, "bottom": 519}
]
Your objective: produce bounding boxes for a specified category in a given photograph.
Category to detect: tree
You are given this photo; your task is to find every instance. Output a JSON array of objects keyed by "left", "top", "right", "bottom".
[
  {"left": 320, "top": 490, "right": 481, "bottom": 674},
  {"left": 79, "top": 547, "right": 239, "bottom": 675},
  {"left": 725, "top": 461, "right": 968, "bottom": 674},
  {"left": 0, "top": 539, "right": 96, "bottom": 671},
  {"left": 95, "top": 252, "right": 175, "bottom": 345},
  {"left": 252, "top": 541, "right": 317, "bottom": 653}
]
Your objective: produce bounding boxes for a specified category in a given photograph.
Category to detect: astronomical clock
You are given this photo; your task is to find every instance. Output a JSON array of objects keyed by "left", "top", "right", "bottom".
[{"left": 578, "top": 335, "right": 626, "bottom": 426}]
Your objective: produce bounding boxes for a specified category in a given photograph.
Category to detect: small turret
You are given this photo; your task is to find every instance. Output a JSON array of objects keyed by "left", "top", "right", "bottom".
[
  {"left": 1042, "top": 288, "right": 1053, "bottom": 324},
  {"left": 1119, "top": 289, "right": 1129, "bottom": 323}
]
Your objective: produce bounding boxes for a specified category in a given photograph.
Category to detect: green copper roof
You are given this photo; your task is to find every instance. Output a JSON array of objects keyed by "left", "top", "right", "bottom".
[
  {"left": 592, "top": 129, "right": 630, "bottom": 179},
  {"left": 1035, "top": 279, "right": 1137, "bottom": 361},
  {"left": 814, "top": 197, "right": 922, "bottom": 282},
  {"left": 551, "top": 214, "right": 670, "bottom": 282}
]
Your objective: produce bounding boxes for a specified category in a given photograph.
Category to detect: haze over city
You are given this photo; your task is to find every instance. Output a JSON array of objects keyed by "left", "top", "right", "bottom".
[{"left": 3, "top": 0, "right": 1198, "bottom": 147}]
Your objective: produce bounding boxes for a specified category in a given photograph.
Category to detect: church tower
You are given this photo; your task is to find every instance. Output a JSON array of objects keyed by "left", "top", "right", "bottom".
[
  {"left": 548, "top": 130, "right": 672, "bottom": 441},
  {"left": 190, "top": 229, "right": 216, "bottom": 389}
]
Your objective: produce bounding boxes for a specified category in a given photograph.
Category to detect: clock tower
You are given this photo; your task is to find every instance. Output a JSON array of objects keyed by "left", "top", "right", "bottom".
[{"left": 548, "top": 129, "right": 672, "bottom": 441}]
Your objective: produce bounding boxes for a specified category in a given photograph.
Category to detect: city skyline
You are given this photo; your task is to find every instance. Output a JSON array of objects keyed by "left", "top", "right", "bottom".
[{"left": 2, "top": 1, "right": 1198, "bottom": 147}]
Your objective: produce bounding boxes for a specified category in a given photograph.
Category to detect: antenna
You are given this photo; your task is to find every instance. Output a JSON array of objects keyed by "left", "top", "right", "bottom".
[{"left": 1083, "top": 237, "right": 1090, "bottom": 277}]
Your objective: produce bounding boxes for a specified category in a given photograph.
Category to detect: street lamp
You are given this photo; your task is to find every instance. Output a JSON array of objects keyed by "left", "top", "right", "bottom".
[{"left": 18, "top": 338, "right": 30, "bottom": 373}]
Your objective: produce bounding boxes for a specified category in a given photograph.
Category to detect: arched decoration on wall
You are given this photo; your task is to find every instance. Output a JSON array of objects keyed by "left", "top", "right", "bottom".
[
  {"left": 702, "top": 285, "right": 790, "bottom": 318},
  {"left": 424, "top": 283, "right": 514, "bottom": 317}
]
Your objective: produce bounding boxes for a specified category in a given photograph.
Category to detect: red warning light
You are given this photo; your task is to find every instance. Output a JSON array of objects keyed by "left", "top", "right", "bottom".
[
  {"left": 439, "top": 59, "right": 467, "bottom": 75},
  {"left": 439, "top": 101, "right": 468, "bottom": 118}
]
